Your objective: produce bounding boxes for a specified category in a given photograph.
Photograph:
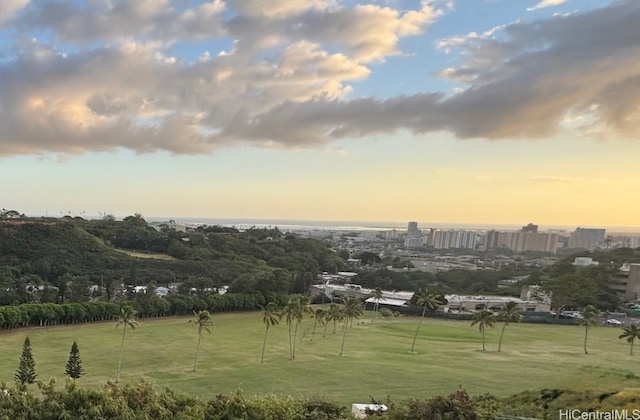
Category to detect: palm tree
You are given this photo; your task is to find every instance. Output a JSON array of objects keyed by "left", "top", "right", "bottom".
[
  {"left": 189, "top": 310, "right": 213, "bottom": 372},
  {"left": 578, "top": 305, "right": 599, "bottom": 355},
  {"left": 619, "top": 324, "right": 640, "bottom": 355},
  {"left": 497, "top": 301, "right": 523, "bottom": 352},
  {"left": 260, "top": 303, "right": 280, "bottom": 363},
  {"left": 281, "top": 298, "right": 303, "bottom": 359},
  {"left": 339, "top": 297, "right": 363, "bottom": 356},
  {"left": 311, "top": 308, "right": 327, "bottom": 338},
  {"left": 372, "top": 288, "right": 383, "bottom": 322},
  {"left": 326, "top": 303, "right": 342, "bottom": 335},
  {"left": 409, "top": 289, "right": 443, "bottom": 353},
  {"left": 471, "top": 310, "right": 496, "bottom": 351},
  {"left": 115, "top": 305, "right": 138, "bottom": 383}
]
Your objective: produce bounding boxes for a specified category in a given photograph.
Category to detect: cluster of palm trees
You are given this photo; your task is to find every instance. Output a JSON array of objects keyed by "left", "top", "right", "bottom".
[
  {"left": 469, "top": 301, "right": 524, "bottom": 352},
  {"left": 112, "top": 291, "right": 640, "bottom": 383},
  {"left": 469, "top": 302, "right": 640, "bottom": 356},
  {"left": 259, "top": 296, "right": 364, "bottom": 363}
]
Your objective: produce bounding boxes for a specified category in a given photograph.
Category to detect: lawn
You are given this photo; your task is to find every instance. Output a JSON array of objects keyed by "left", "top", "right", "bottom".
[{"left": 1, "top": 310, "right": 638, "bottom": 405}]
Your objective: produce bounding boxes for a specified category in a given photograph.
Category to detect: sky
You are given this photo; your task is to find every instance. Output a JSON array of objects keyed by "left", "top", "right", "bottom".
[{"left": 1, "top": 0, "right": 639, "bottom": 229}]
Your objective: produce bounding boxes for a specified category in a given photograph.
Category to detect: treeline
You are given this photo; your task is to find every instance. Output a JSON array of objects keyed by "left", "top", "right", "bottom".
[
  {"left": 0, "top": 293, "right": 265, "bottom": 330},
  {"left": 351, "top": 268, "right": 522, "bottom": 295},
  {"left": 4, "top": 381, "right": 637, "bottom": 419},
  {"left": 0, "top": 215, "right": 346, "bottom": 304},
  {"left": 0, "top": 381, "right": 354, "bottom": 420},
  {"left": 0, "top": 380, "right": 502, "bottom": 419}
]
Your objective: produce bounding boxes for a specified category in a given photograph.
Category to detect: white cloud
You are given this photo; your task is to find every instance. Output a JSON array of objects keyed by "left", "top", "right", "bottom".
[
  {"left": 0, "top": 0, "right": 29, "bottom": 24},
  {"left": 527, "top": 0, "right": 567, "bottom": 12}
]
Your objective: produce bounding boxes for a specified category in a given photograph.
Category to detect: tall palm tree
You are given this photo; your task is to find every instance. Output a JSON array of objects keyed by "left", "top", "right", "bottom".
[
  {"left": 471, "top": 310, "right": 496, "bottom": 351},
  {"left": 372, "top": 288, "right": 383, "bottom": 322},
  {"left": 619, "top": 324, "right": 640, "bottom": 356},
  {"left": 409, "top": 289, "right": 443, "bottom": 353},
  {"left": 260, "top": 303, "right": 280, "bottom": 363},
  {"left": 497, "top": 301, "right": 523, "bottom": 352},
  {"left": 311, "top": 308, "right": 327, "bottom": 338},
  {"left": 281, "top": 298, "right": 303, "bottom": 359},
  {"left": 189, "top": 310, "right": 213, "bottom": 372},
  {"left": 578, "top": 305, "right": 599, "bottom": 355},
  {"left": 326, "top": 303, "right": 342, "bottom": 335},
  {"left": 339, "top": 297, "right": 363, "bottom": 356},
  {"left": 115, "top": 305, "right": 138, "bottom": 383},
  {"left": 295, "top": 296, "right": 314, "bottom": 345}
]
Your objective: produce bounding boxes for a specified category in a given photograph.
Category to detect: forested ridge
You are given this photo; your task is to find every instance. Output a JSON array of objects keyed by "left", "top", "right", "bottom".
[{"left": 0, "top": 215, "right": 346, "bottom": 306}]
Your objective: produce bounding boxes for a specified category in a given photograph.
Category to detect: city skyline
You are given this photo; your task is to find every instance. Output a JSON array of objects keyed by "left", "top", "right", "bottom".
[{"left": 1, "top": 1, "right": 639, "bottom": 228}]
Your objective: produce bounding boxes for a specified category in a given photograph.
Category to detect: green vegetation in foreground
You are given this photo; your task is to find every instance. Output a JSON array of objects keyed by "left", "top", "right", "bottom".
[{"left": 1, "top": 311, "right": 640, "bottom": 406}]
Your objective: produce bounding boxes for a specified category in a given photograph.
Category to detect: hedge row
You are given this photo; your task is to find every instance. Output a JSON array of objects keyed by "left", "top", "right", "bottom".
[{"left": 0, "top": 293, "right": 266, "bottom": 330}]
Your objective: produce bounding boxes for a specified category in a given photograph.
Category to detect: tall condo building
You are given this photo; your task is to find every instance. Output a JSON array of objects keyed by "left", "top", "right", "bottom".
[
  {"left": 429, "top": 230, "right": 477, "bottom": 250},
  {"left": 407, "top": 221, "right": 420, "bottom": 238},
  {"left": 568, "top": 228, "right": 606, "bottom": 250},
  {"left": 485, "top": 230, "right": 560, "bottom": 253}
]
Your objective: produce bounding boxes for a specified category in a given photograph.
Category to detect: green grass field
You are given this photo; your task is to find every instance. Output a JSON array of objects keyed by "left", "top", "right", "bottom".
[{"left": 1, "top": 310, "right": 638, "bottom": 405}]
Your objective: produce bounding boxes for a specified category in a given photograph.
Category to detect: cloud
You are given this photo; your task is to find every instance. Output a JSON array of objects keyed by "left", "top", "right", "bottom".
[
  {"left": 1, "top": 0, "right": 640, "bottom": 156},
  {"left": 0, "top": 0, "right": 29, "bottom": 25},
  {"left": 527, "top": 0, "right": 567, "bottom": 12}
]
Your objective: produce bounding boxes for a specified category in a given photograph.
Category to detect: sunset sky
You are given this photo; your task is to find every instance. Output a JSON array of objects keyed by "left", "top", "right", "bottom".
[{"left": 1, "top": 0, "right": 639, "bottom": 229}]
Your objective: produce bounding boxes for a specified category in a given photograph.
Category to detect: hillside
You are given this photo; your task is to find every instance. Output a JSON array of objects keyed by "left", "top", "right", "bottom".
[{"left": 0, "top": 217, "right": 346, "bottom": 304}]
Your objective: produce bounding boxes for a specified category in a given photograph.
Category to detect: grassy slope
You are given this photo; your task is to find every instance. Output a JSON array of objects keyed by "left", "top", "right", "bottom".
[{"left": 1, "top": 311, "right": 638, "bottom": 406}]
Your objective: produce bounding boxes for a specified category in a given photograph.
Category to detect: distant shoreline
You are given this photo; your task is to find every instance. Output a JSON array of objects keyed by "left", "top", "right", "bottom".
[{"left": 147, "top": 217, "right": 640, "bottom": 235}]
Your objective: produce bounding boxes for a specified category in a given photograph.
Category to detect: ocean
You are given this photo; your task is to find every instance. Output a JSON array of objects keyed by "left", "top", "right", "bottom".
[{"left": 151, "top": 217, "right": 640, "bottom": 235}]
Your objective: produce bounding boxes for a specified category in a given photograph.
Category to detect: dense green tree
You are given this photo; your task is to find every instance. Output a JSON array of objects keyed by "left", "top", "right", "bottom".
[
  {"left": 471, "top": 310, "right": 496, "bottom": 351},
  {"left": 619, "top": 324, "right": 640, "bottom": 356},
  {"left": 115, "top": 306, "right": 138, "bottom": 383},
  {"left": 578, "top": 305, "right": 599, "bottom": 355},
  {"left": 410, "top": 289, "right": 444, "bottom": 353},
  {"left": 260, "top": 302, "right": 280, "bottom": 363},
  {"left": 497, "top": 301, "right": 523, "bottom": 352},
  {"left": 190, "top": 310, "right": 214, "bottom": 372},
  {"left": 339, "top": 297, "right": 363, "bottom": 356},
  {"left": 15, "top": 336, "right": 36, "bottom": 387},
  {"left": 64, "top": 341, "right": 85, "bottom": 381}
]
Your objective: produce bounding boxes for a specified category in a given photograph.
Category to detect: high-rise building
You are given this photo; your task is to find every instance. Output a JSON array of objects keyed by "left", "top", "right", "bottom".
[
  {"left": 568, "top": 228, "right": 606, "bottom": 250},
  {"left": 486, "top": 230, "right": 560, "bottom": 253},
  {"left": 430, "top": 230, "right": 477, "bottom": 250},
  {"left": 407, "top": 221, "right": 420, "bottom": 238},
  {"left": 521, "top": 223, "right": 538, "bottom": 233}
]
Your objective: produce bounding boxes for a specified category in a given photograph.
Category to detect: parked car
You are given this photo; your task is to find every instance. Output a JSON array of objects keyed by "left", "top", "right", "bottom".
[
  {"left": 560, "top": 311, "right": 583, "bottom": 319},
  {"left": 605, "top": 318, "right": 623, "bottom": 326}
]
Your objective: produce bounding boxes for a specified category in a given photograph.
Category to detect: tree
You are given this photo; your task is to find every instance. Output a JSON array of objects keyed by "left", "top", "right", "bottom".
[
  {"left": 326, "top": 303, "right": 342, "bottom": 335},
  {"left": 372, "top": 287, "right": 383, "bottom": 322},
  {"left": 260, "top": 303, "right": 280, "bottom": 363},
  {"left": 619, "top": 324, "right": 640, "bottom": 356},
  {"left": 578, "top": 305, "right": 599, "bottom": 355},
  {"left": 190, "top": 310, "right": 213, "bottom": 372},
  {"left": 311, "top": 308, "right": 326, "bottom": 338},
  {"left": 15, "top": 336, "right": 37, "bottom": 387},
  {"left": 115, "top": 306, "right": 138, "bottom": 383},
  {"left": 339, "top": 297, "right": 363, "bottom": 356},
  {"left": 65, "top": 341, "right": 85, "bottom": 381},
  {"left": 497, "top": 301, "right": 523, "bottom": 352},
  {"left": 410, "top": 289, "right": 443, "bottom": 353},
  {"left": 471, "top": 310, "right": 496, "bottom": 351},
  {"left": 281, "top": 298, "right": 303, "bottom": 359}
]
